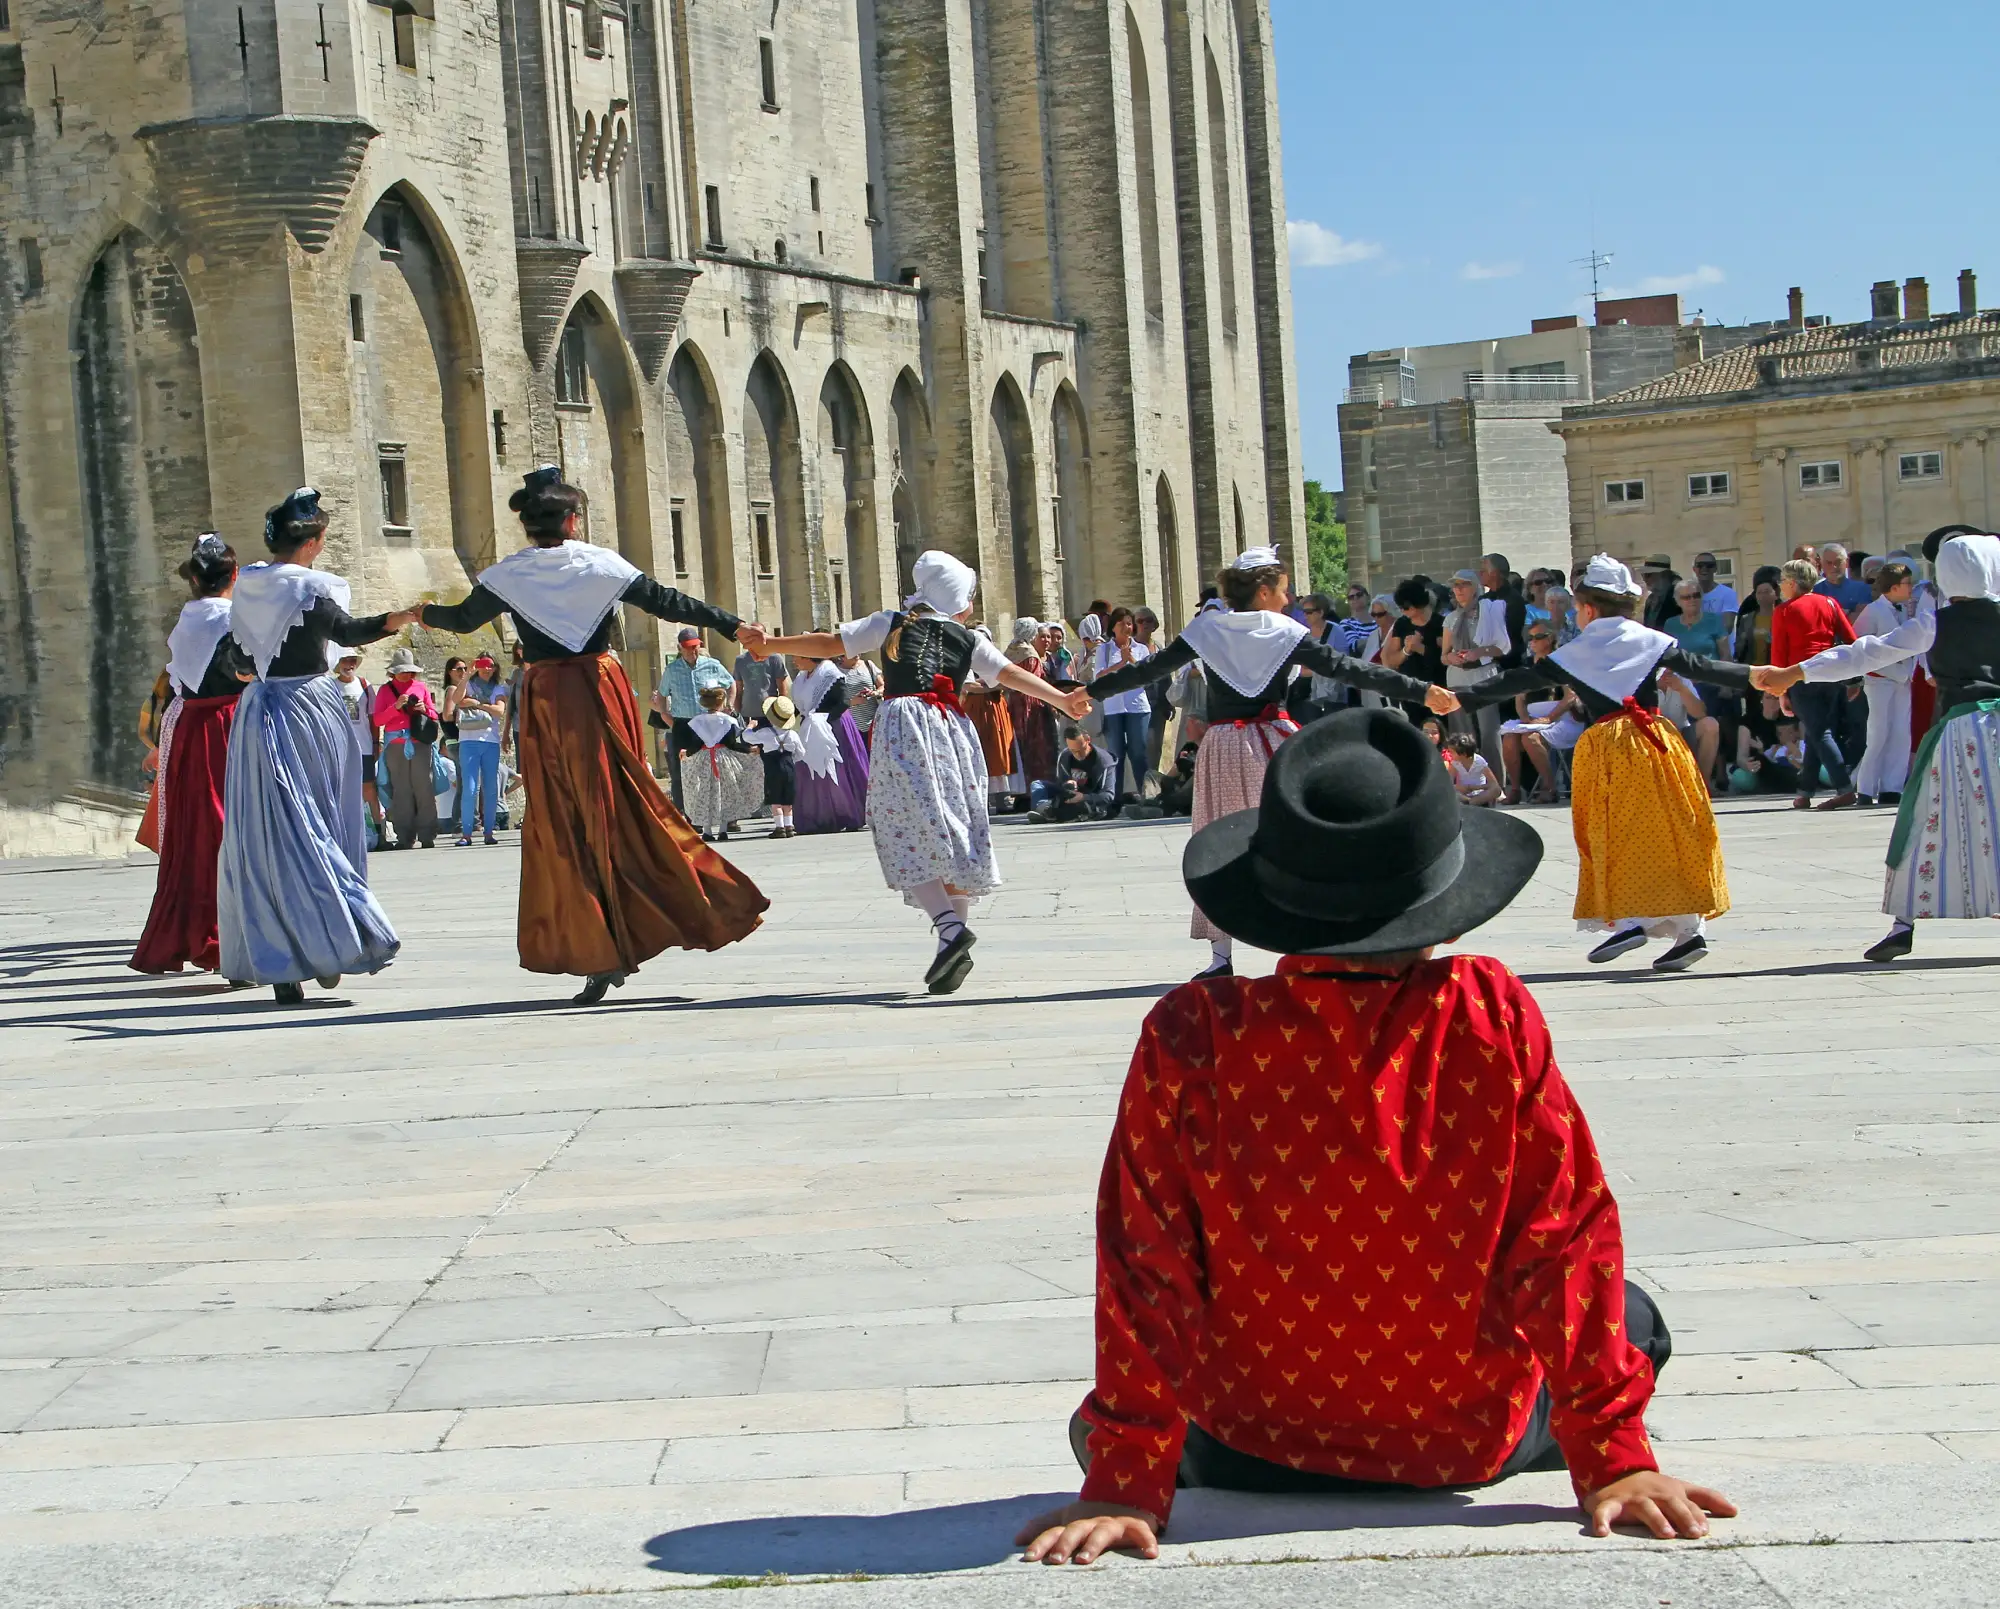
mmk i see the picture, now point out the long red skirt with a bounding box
[518,652,768,976]
[131,694,238,973]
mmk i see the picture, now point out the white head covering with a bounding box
[1935,534,2000,602]
[908,550,977,617]
[1578,553,1644,598]
[1231,546,1281,572]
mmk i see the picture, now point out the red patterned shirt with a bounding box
[1077,953,1657,1525]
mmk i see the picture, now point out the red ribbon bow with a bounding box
[891,673,965,718]
[1619,696,1667,752]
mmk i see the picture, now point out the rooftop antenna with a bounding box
[1574,248,1614,303]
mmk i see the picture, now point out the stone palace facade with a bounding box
[0,0,1302,833]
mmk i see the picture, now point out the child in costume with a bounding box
[1461,554,1755,972]
[744,695,803,838]
[747,550,1088,994]
[1019,710,1736,1566]
[1755,530,2000,962]
[682,684,764,843]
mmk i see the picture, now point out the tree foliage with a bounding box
[1303,479,1346,596]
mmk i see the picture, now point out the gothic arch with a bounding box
[347,181,496,575]
[1050,383,1094,620]
[72,226,211,786]
[889,368,934,592]
[743,349,812,631]
[988,374,1040,621]
[816,361,881,620]
[1125,7,1165,325]
[1204,42,1240,340]
[1155,473,1185,631]
[663,341,736,623]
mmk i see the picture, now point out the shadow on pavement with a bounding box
[1519,954,2000,986]
[644,1488,1576,1579]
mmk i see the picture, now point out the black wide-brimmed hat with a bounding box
[1185,708,1544,958]
[1924,524,1987,563]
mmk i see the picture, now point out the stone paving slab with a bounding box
[0,801,1995,1605]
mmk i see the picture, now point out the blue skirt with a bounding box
[218,674,400,985]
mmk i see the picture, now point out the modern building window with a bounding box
[1509,360,1568,377]
[704,185,724,248]
[393,10,418,69]
[1604,479,1646,506]
[1687,471,1730,500]
[758,37,778,110]
[349,294,366,341]
[669,503,688,576]
[1798,460,1842,490]
[554,324,589,406]
[753,507,775,576]
[1899,450,1944,482]
[379,449,410,531]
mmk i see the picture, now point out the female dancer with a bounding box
[789,654,870,833]
[1084,548,1457,978]
[749,550,1088,994]
[219,490,414,1004]
[960,630,1017,813]
[1754,532,2000,962]
[417,467,769,1003]
[1002,619,1059,802]
[131,535,246,976]
[1462,554,1755,973]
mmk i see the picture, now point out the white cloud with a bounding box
[1287,220,1381,269]
[1603,265,1726,298]
[1460,260,1522,282]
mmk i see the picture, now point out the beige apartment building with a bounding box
[1555,277,2000,592]
[0,0,1303,853]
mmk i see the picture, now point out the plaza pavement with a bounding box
[0,798,1996,1608]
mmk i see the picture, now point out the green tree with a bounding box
[1303,478,1346,597]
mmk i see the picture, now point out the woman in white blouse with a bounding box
[1092,606,1154,797]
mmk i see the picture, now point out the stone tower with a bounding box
[0,0,1302,850]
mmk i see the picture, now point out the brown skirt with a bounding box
[518,653,768,976]
[962,686,1015,776]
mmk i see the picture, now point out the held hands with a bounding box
[735,622,769,656]
[1016,1500,1161,1566]
[1424,684,1461,715]
[1058,688,1093,721]
[1581,1471,1737,1540]
[384,608,421,632]
[1749,664,1803,694]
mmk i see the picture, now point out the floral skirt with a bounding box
[866,697,999,900]
[1569,713,1728,929]
[1884,706,2000,922]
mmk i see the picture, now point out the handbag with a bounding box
[430,749,455,798]
[408,708,441,746]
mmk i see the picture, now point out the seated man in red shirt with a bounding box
[1020,709,1736,1565]
[1771,557,1859,809]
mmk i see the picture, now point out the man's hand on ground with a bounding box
[1582,1471,1737,1539]
[1016,1500,1161,1565]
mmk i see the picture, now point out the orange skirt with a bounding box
[962,686,1014,776]
[517,653,768,976]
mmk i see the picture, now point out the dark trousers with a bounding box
[1070,1281,1670,1495]
[1789,682,1854,797]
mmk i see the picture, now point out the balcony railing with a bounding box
[1343,384,1385,405]
[1462,372,1582,403]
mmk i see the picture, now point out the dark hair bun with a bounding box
[177,533,238,596]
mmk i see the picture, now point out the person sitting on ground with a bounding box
[1154,740,1199,817]
[1018,712,1735,1566]
[1444,730,1503,805]
[1657,671,1723,793]
[1028,727,1116,823]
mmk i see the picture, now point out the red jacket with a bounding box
[1771,592,1855,668]
[1077,954,1657,1525]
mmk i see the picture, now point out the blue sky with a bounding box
[1268,0,1997,489]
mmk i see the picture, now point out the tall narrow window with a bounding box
[581,0,605,55]
[809,176,821,212]
[554,324,589,405]
[1125,11,1163,322]
[754,508,775,575]
[704,185,724,248]
[0,1,14,31]
[377,202,403,254]
[758,37,778,110]
[379,450,410,530]
[20,237,42,296]
[865,182,879,225]
[348,294,365,341]
[1205,47,1238,338]
[393,9,417,68]
[491,409,507,461]
[669,504,688,576]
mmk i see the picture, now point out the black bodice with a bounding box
[880,613,980,696]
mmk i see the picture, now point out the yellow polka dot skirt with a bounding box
[1569,714,1729,926]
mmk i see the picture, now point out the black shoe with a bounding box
[1192,960,1234,981]
[1588,929,1648,964]
[1864,926,1914,964]
[573,970,629,1005]
[484,833,499,845]
[1025,810,1053,824]
[1652,936,1709,972]
[273,982,306,1005]
[924,927,977,991]
[1878,792,1902,807]
[226,979,253,991]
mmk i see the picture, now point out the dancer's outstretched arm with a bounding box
[998,663,1091,721]
[752,631,847,660]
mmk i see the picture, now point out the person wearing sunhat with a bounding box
[373,645,441,851]
[1018,710,1734,1566]
[747,550,1089,994]
[1459,553,1757,973]
[413,467,770,1004]
[1083,546,1460,981]
[218,488,418,1004]
[743,693,803,837]
[1754,529,2000,962]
